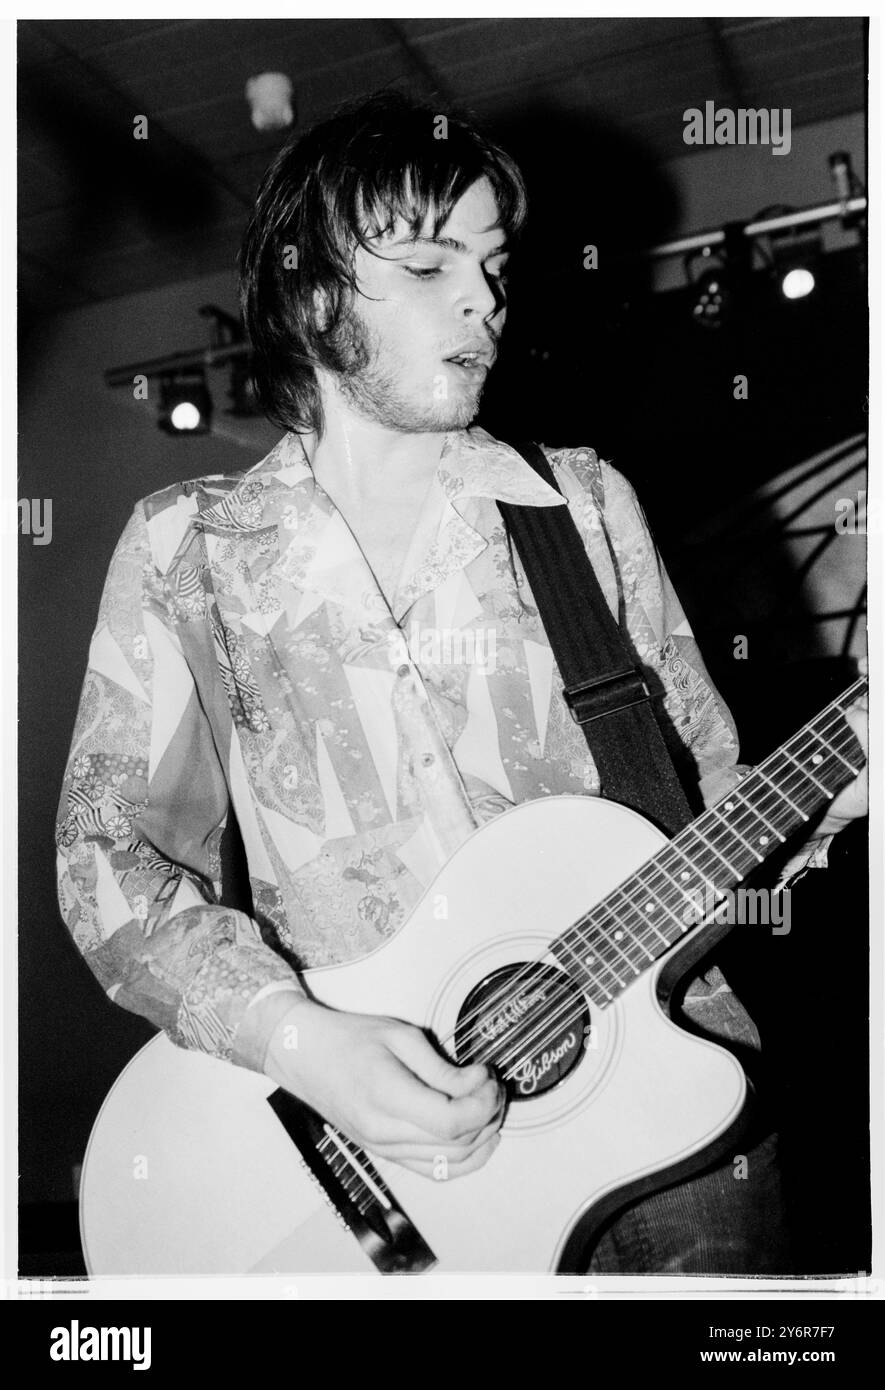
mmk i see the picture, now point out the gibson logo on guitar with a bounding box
[455,961,591,1099]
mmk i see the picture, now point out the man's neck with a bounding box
[305,384,449,513]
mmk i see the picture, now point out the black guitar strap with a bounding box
[498,440,693,837]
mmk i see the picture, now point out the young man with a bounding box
[56,92,867,1273]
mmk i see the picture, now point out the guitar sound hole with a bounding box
[454,962,591,1101]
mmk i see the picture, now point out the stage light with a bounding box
[761,224,821,305]
[686,247,733,329]
[158,373,213,435]
[170,401,202,431]
[690,267,729,327]
[781,266,816,300]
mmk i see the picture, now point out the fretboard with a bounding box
[549,678,867,1005]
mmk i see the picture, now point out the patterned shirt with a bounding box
[56,427,790,1071]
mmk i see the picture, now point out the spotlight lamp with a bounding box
[770,228,821,303]
[685,245,732,330]
[158,372,213,435]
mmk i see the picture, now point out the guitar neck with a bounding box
[550,677,867,1005]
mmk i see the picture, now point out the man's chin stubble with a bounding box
[339,376,483,433]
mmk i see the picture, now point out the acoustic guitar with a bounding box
[80,679,866,1275]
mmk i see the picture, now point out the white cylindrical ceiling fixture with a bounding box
[245,73,294,132]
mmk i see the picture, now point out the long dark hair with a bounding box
[238,90,527,435]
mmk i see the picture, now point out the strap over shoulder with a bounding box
[498,440,693,836]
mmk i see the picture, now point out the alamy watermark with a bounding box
[683,102,791,156]
[4,497,53,545]
[682,883,791,936]
[391,622,497,673]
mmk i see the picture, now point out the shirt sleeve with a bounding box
[55,502,303,1071]
[557,450,833,881]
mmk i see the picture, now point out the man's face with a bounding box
[329,176,509,432]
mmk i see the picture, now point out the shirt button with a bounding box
[421,753,435,767]
[396,664,410,678]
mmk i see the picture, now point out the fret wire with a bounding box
[705,797,767,862]
[572,882,682,970]
[594,920,643,976]
[644,856,702,929]
[570,906,661,990]
[626,867,694,938]
[725,783,787,844]
[671,828,737,882]
[640,857,720,934]
[720,767,817,832]
[780,746,833,796]
[589,893,660,968]
[600,887,675,963]
[571,912,643,980]
[554,931,618,1000]
[754,766,808,820]
[570,881,667,975]
[690,813,761,874]
[809,730,856,773]
[764,750,827,811]
[627,874,676,943]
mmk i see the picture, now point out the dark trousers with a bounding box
[588,1131,792,1275]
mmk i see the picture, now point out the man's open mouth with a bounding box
[445,350,491,371]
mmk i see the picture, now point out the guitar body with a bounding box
[81,794,749,1275]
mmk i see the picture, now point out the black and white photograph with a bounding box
[11,8,881,1315]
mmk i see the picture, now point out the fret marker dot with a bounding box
[585,955,595,966]
[680,871,690,881]
[759,835,769,845]
[645,902,655,913]
[724,801,734,811]
[614,930,624,941]
[812,753,823,765]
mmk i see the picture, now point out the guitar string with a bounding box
[441,688,864,1058]
[442,689,865,1067]
[443,682,866,1054]
[466,711,864,1075]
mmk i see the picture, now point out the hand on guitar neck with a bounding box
[264,998,506,1180]
[812,696,868,839]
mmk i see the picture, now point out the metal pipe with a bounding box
[647,196,866,259]
[104,339,250,387]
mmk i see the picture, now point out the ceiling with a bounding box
[18,16,866,317]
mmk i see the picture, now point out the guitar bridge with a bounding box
[267,1090,437,1273]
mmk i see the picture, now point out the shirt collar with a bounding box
[437,428,567,509]
[204,425,565,524]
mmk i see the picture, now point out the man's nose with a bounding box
[460,267,501,322]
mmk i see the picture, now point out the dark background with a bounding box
[18,17,869,1277]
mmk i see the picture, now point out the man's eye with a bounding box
[403,265,442,279]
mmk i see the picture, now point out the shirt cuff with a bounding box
[775,833,833,891]
[232,981,308,1073]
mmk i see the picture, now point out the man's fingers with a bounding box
[383,1133,502,1181]
[371,1112,505,1164]
[845,703,868,757]
[375,1053,502,1145]
[391,1027,494,1099]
